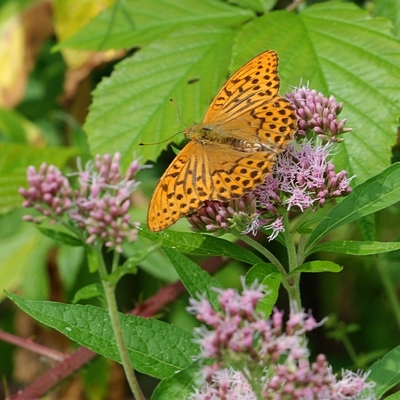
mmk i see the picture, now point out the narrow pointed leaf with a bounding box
[151,361,200,399]
[140,228,262,264]
[309,240,400,256]
[367,345,400,397]
[290,261,342,275]
[246,263,281,317]
[162,246,223,310]
[307,163,400,249]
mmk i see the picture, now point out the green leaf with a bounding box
[57,0,253,50]
[81,357,109,400]
[140,228,262,264]
[234,3,400,182]
[246,263,281,317]
[72,283,104,303]
[227,0,267,14]
[124,236,179,282]
[309,240,400,256]
[356,214,377,241]
[290,261,342,275]
[0,213,53,301]
[375,0,400,38]
[0,143,80,214]
[0,108,29,142]
[86,246,98,273]
[57,245,86,292]
[108,244,160,283]
[367,345,400,397]
[7,292,198,380]
[307,163,400,250]
[162,247,224,310]
[385,393,400,400]
[85,25,236,165]
[151,361,199,400]
[37,225,83,247]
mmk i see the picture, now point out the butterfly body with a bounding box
[185,125,278,159]
[147,50,297,232]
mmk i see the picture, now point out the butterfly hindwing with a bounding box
[205,142,277,200]
[214,97,297,151]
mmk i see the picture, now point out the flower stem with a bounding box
[240,234,295,296]
[376,257,400,332]
[282,212,302,313]
[240,234,287,276]
[96,247,144,400]
[297,234,309,266]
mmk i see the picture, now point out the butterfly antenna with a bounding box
[169,97,188,128]
[138,130,184,146]
[139,98,187,146]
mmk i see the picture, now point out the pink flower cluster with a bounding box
[188,194,258,235]
[20,164,73,223]
[187,87,353,240]
[286,85,352,141]
[19,153,141,252]
[188,283,375,399]
[253,140,353,239]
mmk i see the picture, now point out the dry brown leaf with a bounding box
[53,0,126,105]
[0,1,53,108]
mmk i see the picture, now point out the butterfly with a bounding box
[147,50,297,232]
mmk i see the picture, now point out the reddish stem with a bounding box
[0,330,65,362]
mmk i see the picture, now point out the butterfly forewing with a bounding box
[203,51,280,125]
[148,142,212,232]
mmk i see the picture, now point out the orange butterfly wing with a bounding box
[147,50,297,232]
[202,50,296,151]
[147,140,276,232]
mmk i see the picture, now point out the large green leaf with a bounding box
[57,0,253,50]
[83,2,399,202]
[85,25,236,165]
[7,293,198,380]
[234,2,400,182]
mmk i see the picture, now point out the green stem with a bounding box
[96,247,144,400]
[296,234,309,266]
[111,250,120,273]
[340,329,359,365]
[290,208,313,235]
[240,234,286,276]
[282,212,302,313]
[376,257,400,332]
[282,212,297,273]
[240,235,292,294]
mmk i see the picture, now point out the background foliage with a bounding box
[0,0,399,398]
